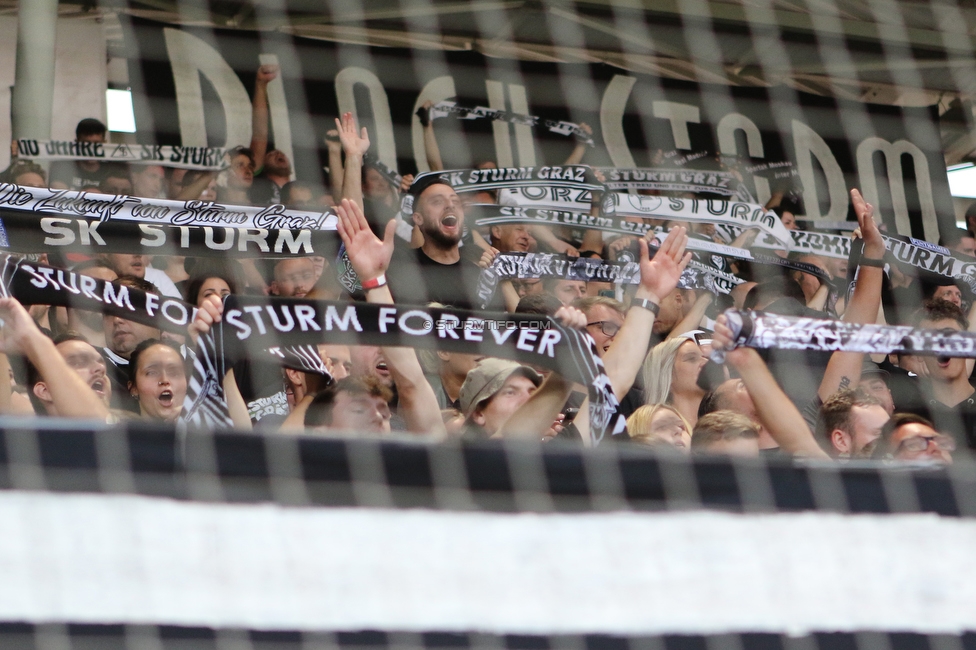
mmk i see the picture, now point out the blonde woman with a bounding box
[641,334,707,426]
[627,404,692,453]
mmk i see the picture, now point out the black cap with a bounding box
[860,359,890,381]
[408,172,453,199]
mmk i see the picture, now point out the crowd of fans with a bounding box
[0,62,971,467]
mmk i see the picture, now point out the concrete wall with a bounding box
[0,16,107,171]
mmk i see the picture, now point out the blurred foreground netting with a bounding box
[0,422,974,642]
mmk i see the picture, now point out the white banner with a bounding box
[15,139,230,170]
[610,194,793,249]
[1,490,975,635]
[0,183,336,231]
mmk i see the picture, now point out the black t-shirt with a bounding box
[877,358,927,414]
[617,383,645,420]
[388,246,502,311]
[249,176,281,206]
[363,197,399,236]
[913,393,976,450]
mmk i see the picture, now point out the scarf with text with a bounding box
[421,101,595,146]
[0,184,337,231]
[0,256,328,377]
[15,140,229,170]
[597,167,747,199]
[720,308,976,358]
[756,229,976,292]
[470,206,832,285]
[607,194,793,249]
[477,251,742,305]
[184,295,628,443]
[0,211,334,258]
[414,166,603,195]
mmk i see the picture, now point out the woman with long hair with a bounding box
[641,335,707,427]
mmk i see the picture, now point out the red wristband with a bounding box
[361,273,387,290]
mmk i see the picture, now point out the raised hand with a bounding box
[639,226,691,302]
[711,313,751,366]
[477,246,499,270]
[0,298,41,355]
[256,64,279,85]
[851,188,885,259]
[188,294,223,344]
[399,173,414,195]
[335,198,396,282]
[336,112,370,158]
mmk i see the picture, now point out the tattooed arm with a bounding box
[817,189,886,402]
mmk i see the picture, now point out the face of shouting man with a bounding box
[413,183,464,250]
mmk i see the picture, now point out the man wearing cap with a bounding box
[387,176,501,310]
[459,358,543,438]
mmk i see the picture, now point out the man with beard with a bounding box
[250,149,293,206]
[818,389,889,458]
[387,177,501,309]
[247,64,292,206]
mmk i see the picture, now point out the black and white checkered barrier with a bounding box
[0,423,974,647]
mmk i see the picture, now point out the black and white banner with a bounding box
[414,166,602,194]
[759,229,852,260]
[0,256,328,380]
[482,251,742,298]
[185,295,628,442]
[487,252,640,285]
[682,260,745,295]
[0,255,196,334]
[0,183,336,231]
[14,140,230,170]
[764,228,976,291]
[424,101,595,146]
[470,205,831,284]
[609,194,793,249]
[364,151,404,189]
[470,204,742,251]
[882,236,976,291]
[0,211,334,258]
[721,308,976,358]
[1,426,975,640]
[598,167,745,198]
[395,168,602,236]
